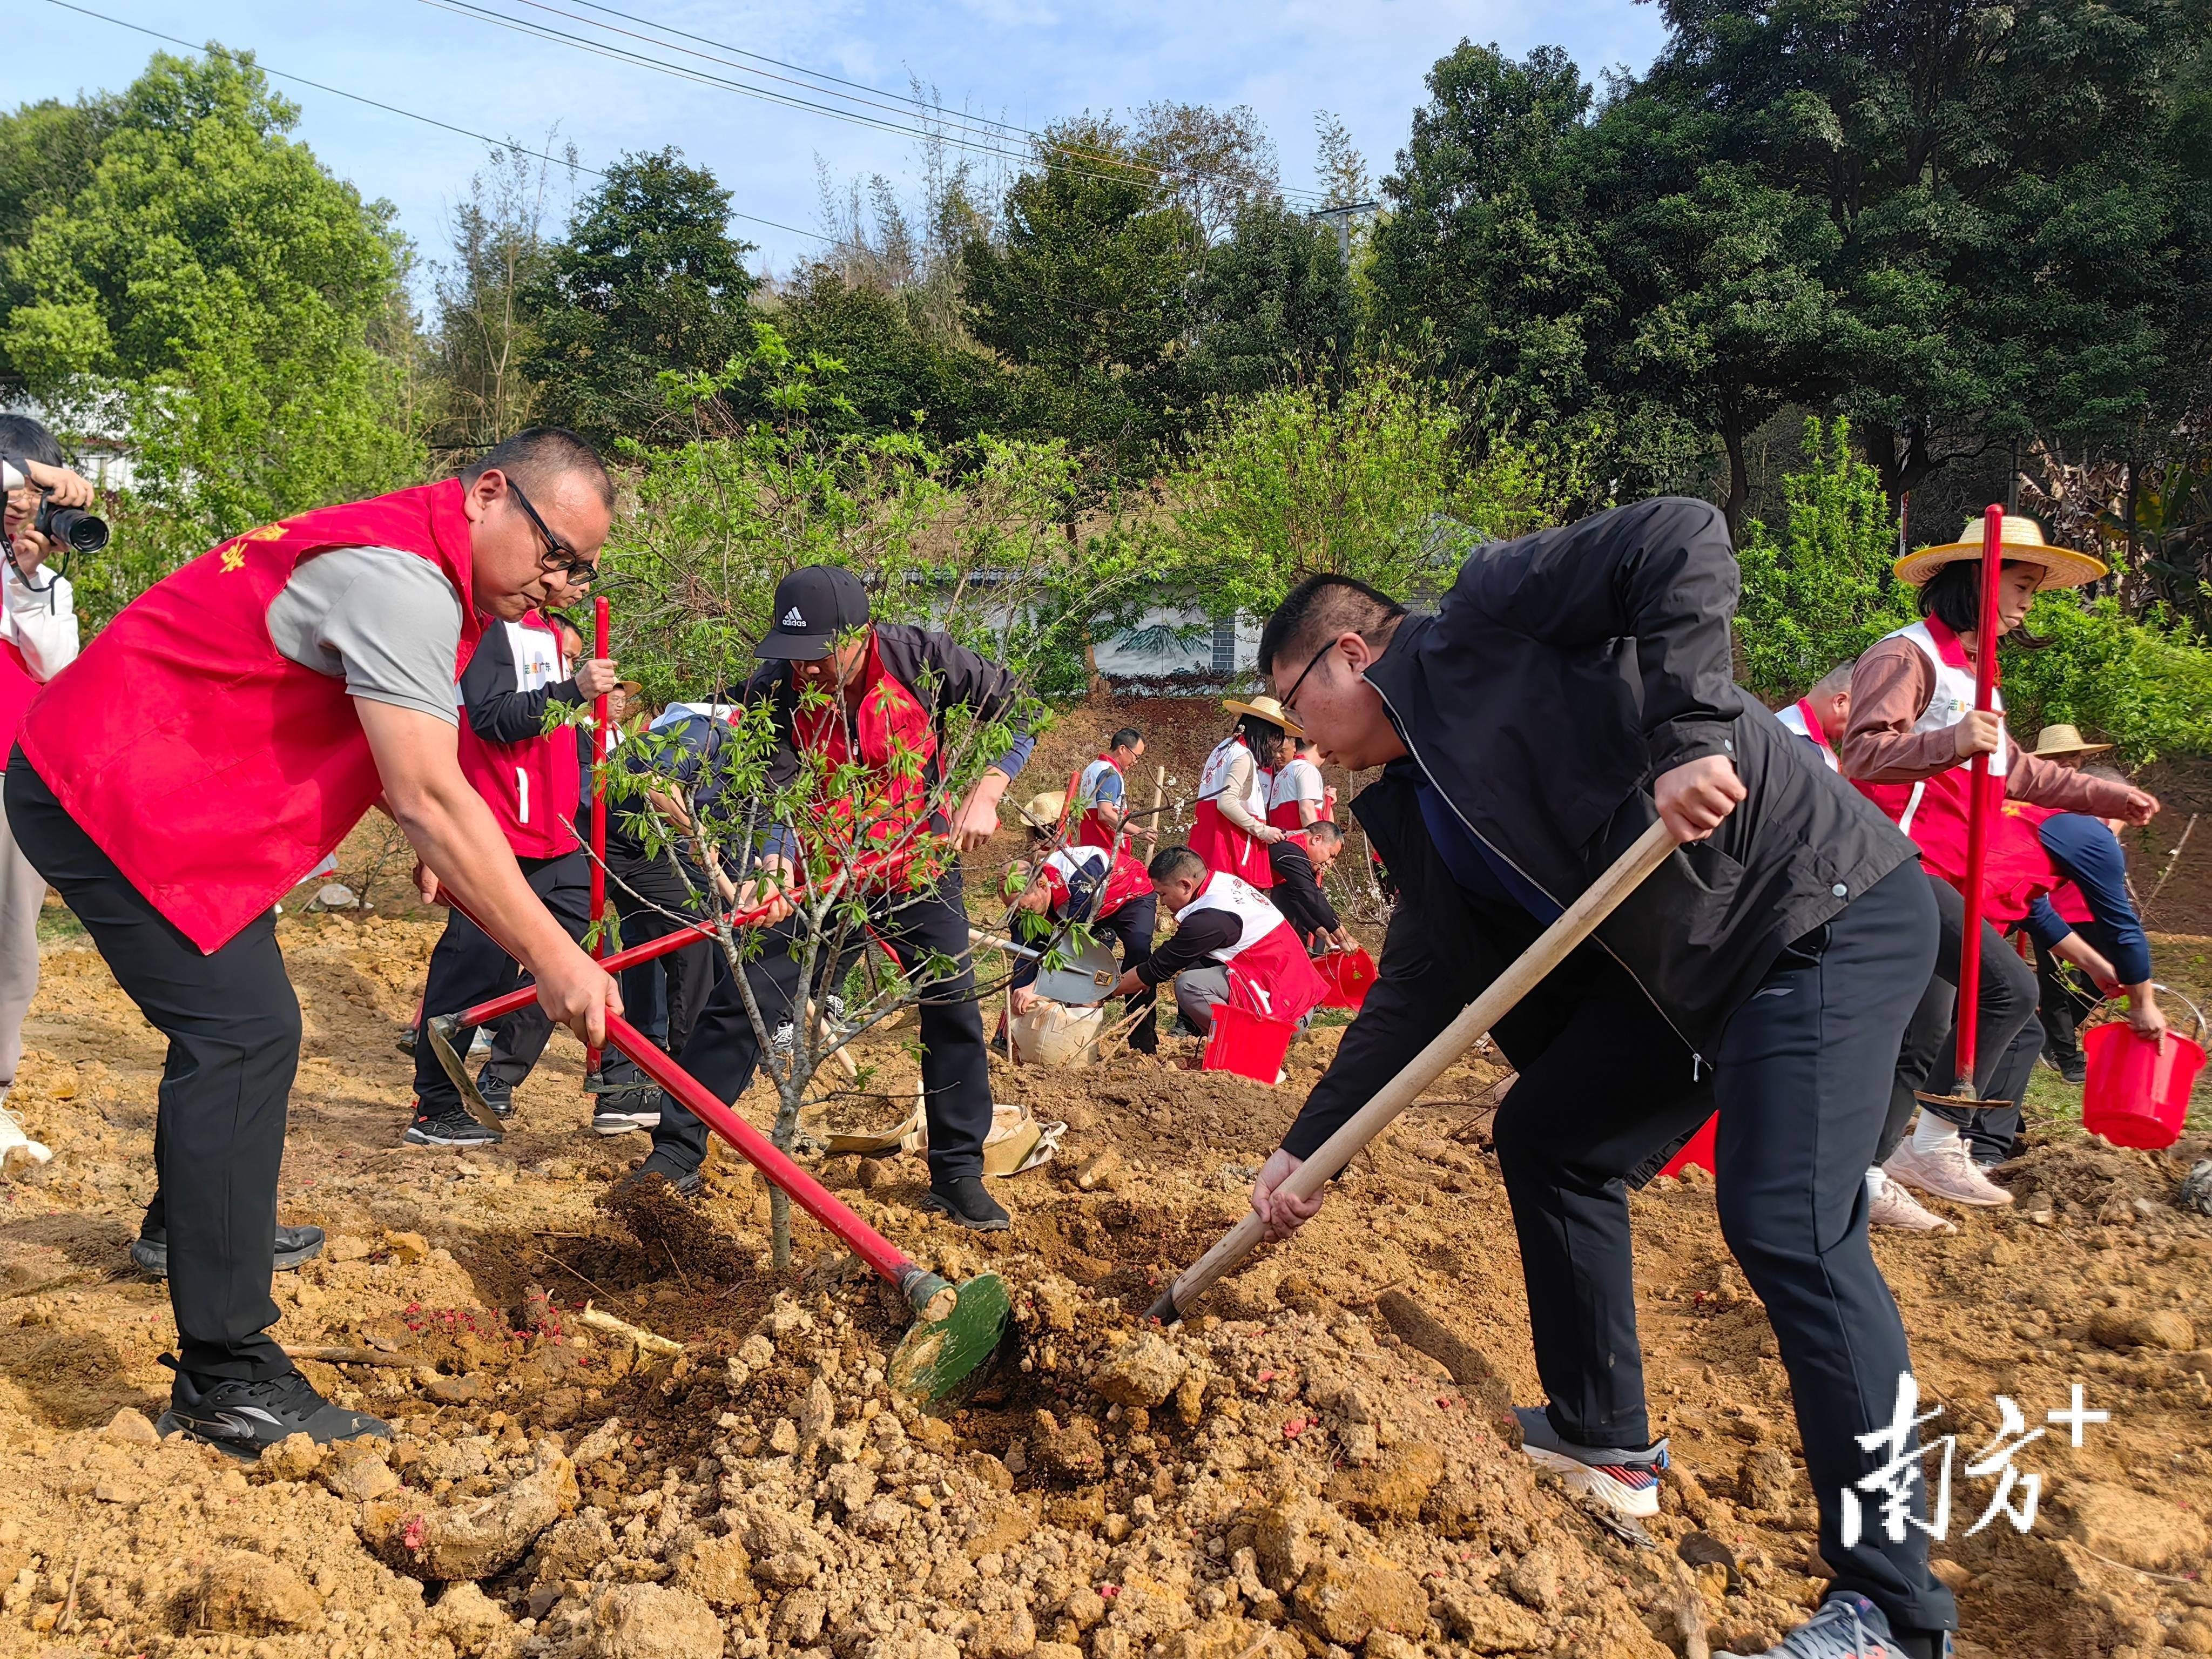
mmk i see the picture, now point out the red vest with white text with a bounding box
[458,613,581,861]
[18,482,481,953]
[1852,618,2055,922]
[1038,845,1151,921]
[1177,871,1326,1021]
[1189,733,1272,888]
[1075,753,1122,849]
[1773,699,1839,773]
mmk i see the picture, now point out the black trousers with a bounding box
[1489,861,1953,1638]
[1888,873,2040,1162]
[6,759,299,1382]
[2033,927,2108,1068]
[594,843,720,1085]
[653,869,994,1181]
[412,852,590,1112]
[1009,893,1159,1054]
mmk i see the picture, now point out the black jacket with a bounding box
[1283,497,1916,1157]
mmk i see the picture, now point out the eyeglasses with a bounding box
[508,478,598,585]
[1276,640,1334,724]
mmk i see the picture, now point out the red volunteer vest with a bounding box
[19,481,481,953]
[457,613,581,861]
[1039,845,1151,920]
[1178,871,1327,1022]
[1773,699,1838,772]
[1075,754,1122,849]
[790,631,943,889]
[1851,618,2055,923]
[0,643,42,769]
[1189,733,1272,888]
[2010,802,2096,927]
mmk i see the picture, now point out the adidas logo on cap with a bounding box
[783,608,806,627]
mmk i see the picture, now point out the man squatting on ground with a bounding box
[1010,794,1160,1053]
[404,596,619,1146]
[1245,499,1959,1659]
[0,422,88,1175]
[1266,818,1351,951]
[625,564,1034,1232]
[3,428,623,1456]
[1122,849,1328,1043]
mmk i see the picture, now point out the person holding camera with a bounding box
[0,415,91,1175]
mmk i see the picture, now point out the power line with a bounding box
[37,0,830,243]
[493,0,1329,205]
[417,0,1322,208]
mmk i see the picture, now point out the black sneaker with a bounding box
[130,1223,325,1279]
[476,1069,516,1119]
[921,1174,1010,1232]
[404,1104,502,1147]
[611,1150,703,1201]
[155,1358,390,1461]
[592,1087,664,1136]
[2058,1052,2087,1085]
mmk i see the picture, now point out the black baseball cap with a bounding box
[756,564,871,659]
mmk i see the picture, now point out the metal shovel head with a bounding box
[887,1271,1013,1400]
[1036,939,1121,1006]
[424,1014,503,1130]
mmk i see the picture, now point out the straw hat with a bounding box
[1220,693,1304,735]
[1016,791,1066,830]
[1893,515,2107,591]
[2031,723,2113,759]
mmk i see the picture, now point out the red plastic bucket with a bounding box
[2083,1016,2204,1151]
[1316,947,1377,1010]
[1204,1003,1297,1084]
[1659,1112,1718,1179]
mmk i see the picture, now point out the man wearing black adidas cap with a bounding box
[623,565,1034,1229]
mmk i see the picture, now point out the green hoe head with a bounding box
[887,1270,1013,1401]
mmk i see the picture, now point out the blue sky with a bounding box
[7,0,1667,282]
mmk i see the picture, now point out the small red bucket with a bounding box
[2082,994,2206,1150]
[1316,947,1377,1009]
[1658,1112,1718,1179]
[1204,1003,1297,1084]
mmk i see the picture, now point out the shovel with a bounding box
[968,927,1121,1006]
[1915,502,2006,1114]
[1146,817,1678,1324]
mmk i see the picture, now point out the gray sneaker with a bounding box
[1514,1405,1667,1519]
[1716,1591,1945,1657]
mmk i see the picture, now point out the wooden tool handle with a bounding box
[1151,817,1678,1321]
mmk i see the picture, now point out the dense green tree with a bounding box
[1177,198,1354,404]
[426,139,569,454]
[960,118,1196,471]
[774,266,1006,442]
[525,147,758,447]
[0,96,115,256]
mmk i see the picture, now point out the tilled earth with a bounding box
[1,907,2210,1659]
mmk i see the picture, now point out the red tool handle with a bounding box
[601,1011,919,1286]
[586,596,611,1076]
[1952,503,2006,1090]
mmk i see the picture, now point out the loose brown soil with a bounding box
[4,716,2212,1659]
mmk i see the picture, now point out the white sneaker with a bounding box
[0,1093,51,1176]
[1884,1136,2013,1208]
[1867,1170,1955,1233]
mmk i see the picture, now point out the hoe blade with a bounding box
[888,1272,1013,1401]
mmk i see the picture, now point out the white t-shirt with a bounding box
[0,559,77,682]
[1269,756,1325,815]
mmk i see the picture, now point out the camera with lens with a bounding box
[32,496,106,555]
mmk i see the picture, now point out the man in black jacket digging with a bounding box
[1250,500,1955,1659]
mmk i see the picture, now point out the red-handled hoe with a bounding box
[423,887,1010,1401]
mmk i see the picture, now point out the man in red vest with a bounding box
[3,427,623,1459]
[403,606,619,1145]
[629,565,1033,1231]
[1074,727,1144,849]
[1121,845,1328,1039]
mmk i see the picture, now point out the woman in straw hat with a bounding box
[1189,695,1297,889]
[1840,516,2159,1211]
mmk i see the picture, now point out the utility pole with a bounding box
[1309,200,1379,266]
